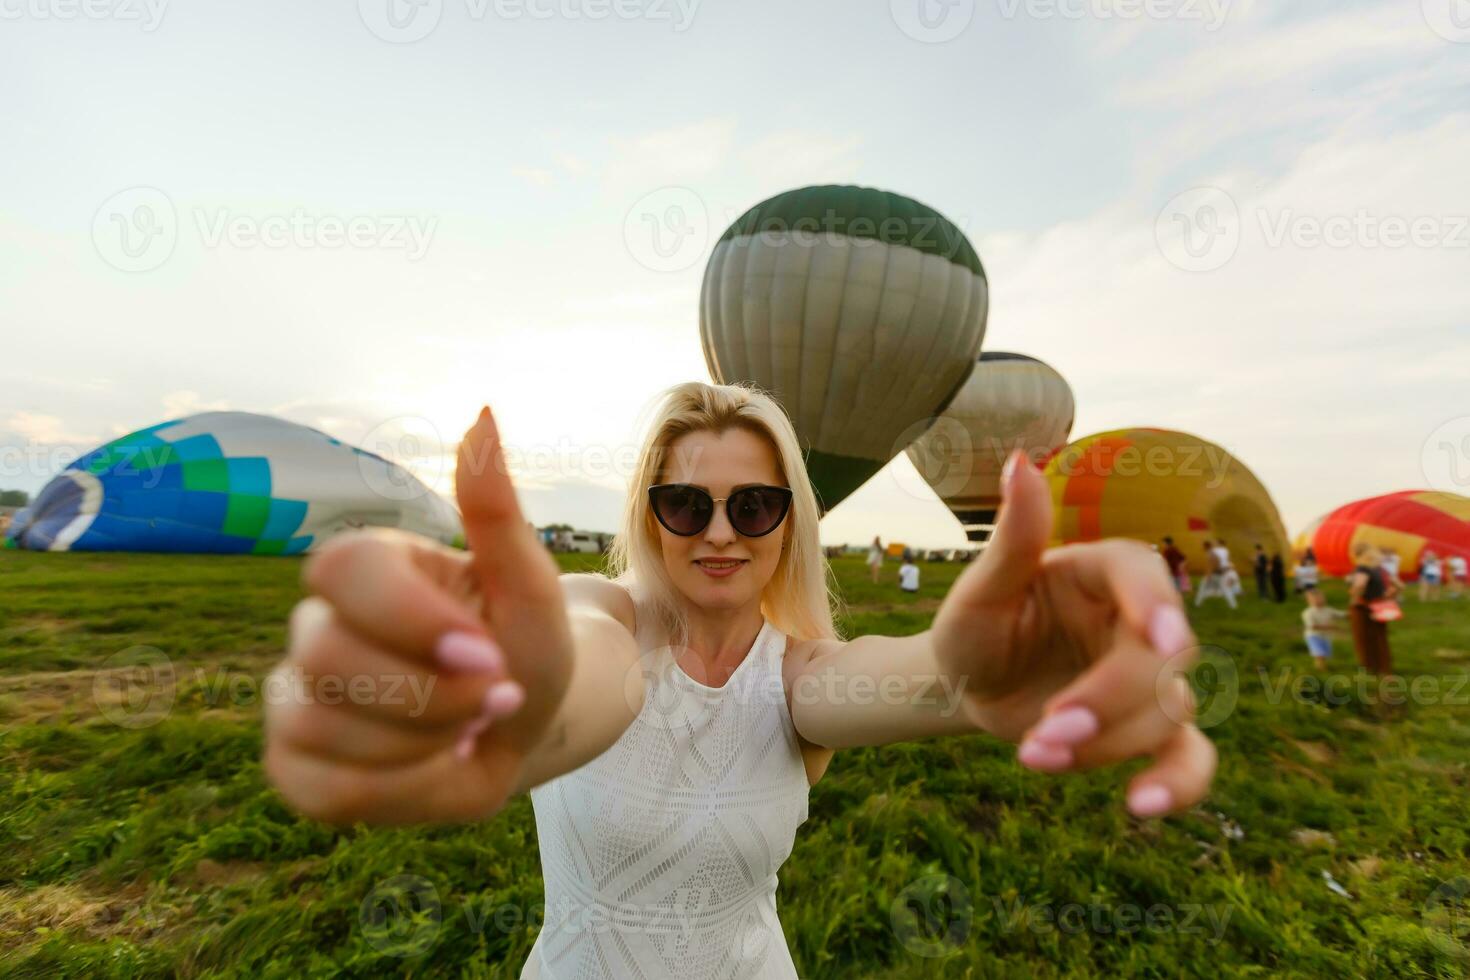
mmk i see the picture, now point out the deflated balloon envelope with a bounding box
[906,352,1075,543]
[5,411,462,554]
[1293,490,1470,581]
[700,184,989,514]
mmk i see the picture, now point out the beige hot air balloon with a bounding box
[906,352,1075,543]
[700,185,988,514]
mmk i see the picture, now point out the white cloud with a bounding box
[604,118,738,188]
[512,166,555,187]
[161,391,231,418]
[4,411,96,446]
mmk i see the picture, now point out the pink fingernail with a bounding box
[1127,784,1173,817]
[1000,451,1019,498]
[484,680,525,718]
[1148,606,1192,658]
[1018,739,1074,772]
[1029,706,1100,746]
[454,731,478,761]
[454,714,493,761]
[436,631,504,673]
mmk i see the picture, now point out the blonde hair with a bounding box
[603,381,844,651]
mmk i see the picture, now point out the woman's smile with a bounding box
[694,557,748,578]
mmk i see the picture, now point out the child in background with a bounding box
[1301,587,1346,671]
[898,554,920,594]
[1294,555,1319,593]
[1419,550,1443,602]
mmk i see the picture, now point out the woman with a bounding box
[866,535,884,584]
[263,382,1215,979]
[1347,542,1398,676]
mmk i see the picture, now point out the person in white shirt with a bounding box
[1213,540,1242,598]
[263,386,1219,980]
[899,555,920,594]
[1419,550,1443,602]
[867,535,884,584]
[1293,556,1319,593]
[1300,587,1346,671]
[1447,553,1467,599]
[1195,539,1238,609]
[1379,549,1402,589]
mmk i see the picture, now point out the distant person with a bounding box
[898,553,920,594]
[1215,539,1242,599]
[1447,553,1467,599]
[1253,545,1269,599]
[1348,542,1398,676]
[1293,554,1319,593]
[1269,553,1287,603]
[1300,587,1345,671]
[1418,550,1442,602]
[1379,548,1402,589]
[1195,539,1237,609]
[1161,536,1190,593]
[867,535,884,584]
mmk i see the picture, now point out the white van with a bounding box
[566,531,603,554]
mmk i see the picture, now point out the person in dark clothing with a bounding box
[1253,545,1269,599]
[1268,553,1287,602]
[1161,536,1189,593]
[1347,542,1398,675]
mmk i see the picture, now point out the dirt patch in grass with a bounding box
[0,879,180,944]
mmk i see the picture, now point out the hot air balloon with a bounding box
[1044,428,1287,574]
[700,184,988,513]
[905,352,1074,543]
[5,411,461,554]
[1293,490,1470,581]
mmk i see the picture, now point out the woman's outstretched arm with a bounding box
[263,408,642,826]
[786,451,1217,818]
[509,575,644,795]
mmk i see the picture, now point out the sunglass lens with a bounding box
[655,486,712,535]
[730,488,789,536]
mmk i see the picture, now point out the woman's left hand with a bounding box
[930,451,1217,818]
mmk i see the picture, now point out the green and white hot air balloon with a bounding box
[700,185,988,513]
[905,352,1075,543]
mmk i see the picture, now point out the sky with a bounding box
[2,0,1467,549]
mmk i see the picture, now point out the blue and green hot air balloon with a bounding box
[6,411,461,554]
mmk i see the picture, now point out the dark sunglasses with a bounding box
[648,483,793,538]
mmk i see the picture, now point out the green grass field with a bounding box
[1,550,1467,978]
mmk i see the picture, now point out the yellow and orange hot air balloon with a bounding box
[1044,428,1287,574]
[1293,490,1470,580]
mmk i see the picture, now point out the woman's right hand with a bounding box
[263,406,575,826]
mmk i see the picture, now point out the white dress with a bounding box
[522,611,811,980]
